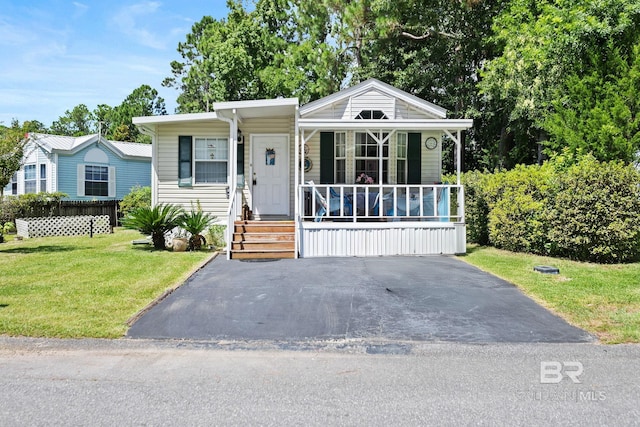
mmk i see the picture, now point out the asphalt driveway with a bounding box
[127,255,594,343]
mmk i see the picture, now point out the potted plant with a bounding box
[121,203,184,250]
[178,209,217,251]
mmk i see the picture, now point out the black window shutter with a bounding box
[237,143,245,187]
[407,133,422,184]
[320,132,334,184]
[178,135,192,186]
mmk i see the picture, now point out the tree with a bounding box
[544,45,640,163]
[479,0,640,165]
[163,0,347,112]
[107,85,166,143]
[0,121,33,198]
[50,104,95,136]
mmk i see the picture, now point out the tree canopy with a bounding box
[0,120,44,198]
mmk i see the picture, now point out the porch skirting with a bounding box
[298,221,466,257]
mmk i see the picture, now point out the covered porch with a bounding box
[294,121,470,257]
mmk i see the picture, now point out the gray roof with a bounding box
[29,133,151,159]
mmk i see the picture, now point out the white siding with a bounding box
[346,90,394,119]
[299,222,466,257]
[395,99,442,120]
[155,121,231,218]
[155,117,295,219]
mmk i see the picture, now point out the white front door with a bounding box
[251,134,289,216]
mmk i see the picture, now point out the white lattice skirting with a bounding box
[16,216,112,238]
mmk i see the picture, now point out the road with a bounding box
[1,337,638,426]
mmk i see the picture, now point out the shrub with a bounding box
[0,192,67,223]
[206,224,226,250]
[121,204,184,250]
[459,171,490,245]
[120,186,151,218]
[485,164,553,254]
[546,156,640,263]
[178,209,216,250]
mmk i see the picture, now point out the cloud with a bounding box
[112,1,168,50]
[72,2,89,19]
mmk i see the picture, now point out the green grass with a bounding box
[0,229,212,338]
[460,245,640,344]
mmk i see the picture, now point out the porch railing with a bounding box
[299,183,464,223]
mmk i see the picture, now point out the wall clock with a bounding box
[424,137,438,150]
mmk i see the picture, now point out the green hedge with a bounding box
[461,156,640,263]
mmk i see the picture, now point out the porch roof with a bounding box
[298,118,473,131]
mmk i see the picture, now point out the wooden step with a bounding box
[234,221,296,233]
[230,220,295,260]
[233,232,295,242]
[231,250,296,260]
[232,241,295,251]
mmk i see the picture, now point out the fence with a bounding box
[16,215,112,238]
[5,200,122,227]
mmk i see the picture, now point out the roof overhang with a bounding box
[299,78,447,119]
[213,98,299,120]
[298,119,473,131]
[133,112,219,126]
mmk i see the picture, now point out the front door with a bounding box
[251,134,289,216]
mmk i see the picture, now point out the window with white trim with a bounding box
[396,132,407,184]
[24,164,37,194]
[194,137,228,184]
[10,172,18,195]
[355,132,389,184]
[85,165,109,196]
[40,164,46,192]
[354,110,388,120]
[335,132,346,183]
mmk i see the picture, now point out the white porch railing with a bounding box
[299,183,464,223]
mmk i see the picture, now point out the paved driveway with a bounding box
[127,256,594,343]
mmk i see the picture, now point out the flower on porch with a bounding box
[355,173,374,185]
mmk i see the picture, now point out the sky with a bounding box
[0,0,232,128]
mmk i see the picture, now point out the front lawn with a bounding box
[0,229,212,338]
[460,245,640,344]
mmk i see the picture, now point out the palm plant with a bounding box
[121,203,184,250]
[178,209,216,250]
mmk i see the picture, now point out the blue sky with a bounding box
[0,0,231,128]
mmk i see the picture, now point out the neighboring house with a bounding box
[133,78,473,258]
[4,133,151,200]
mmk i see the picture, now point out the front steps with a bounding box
[230,220,295,260]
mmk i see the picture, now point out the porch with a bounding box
[296,183,466,257]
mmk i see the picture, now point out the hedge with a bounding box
[461,156,640,263]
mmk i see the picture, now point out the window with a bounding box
[10,172,17,195]
[355,109,388,120]
[335,132,346,183]
[178,136,192,186]
[396,133,407,184]
[40,164,46,192]
[24,164,36,194]
[85,165,109,196]
[355,132,388,184]
[194,137,228,184]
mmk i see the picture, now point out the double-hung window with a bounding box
[355,132,389,184]
[10,172,17,195]
[24,164,37,194]
[194,137,228,184]
[85,165,109,196]
[334,132,346,183]
[396,133,408,184]
[40,164,47,192]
